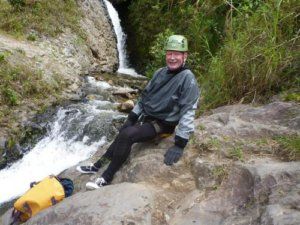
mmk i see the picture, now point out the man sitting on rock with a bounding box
[77,35,200,189]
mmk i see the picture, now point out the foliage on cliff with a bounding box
[0,0,83,38]
[126,0,299,110]
[0,52,62,127]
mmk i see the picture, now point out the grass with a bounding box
[207,137,221,149]
[199,0,299,110]
[282,92,300,102]
[274,135,300,161]
[212,165,228,183]
[197,124,206,131]
[228,146,244,161]
[0,0,84,38]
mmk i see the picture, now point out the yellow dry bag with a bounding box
[13,176,65,222]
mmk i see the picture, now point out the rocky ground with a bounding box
[2,100,298,225]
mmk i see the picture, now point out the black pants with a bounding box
[95,121,175,182]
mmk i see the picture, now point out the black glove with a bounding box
[119,111,139,132]
[164,145,183,166]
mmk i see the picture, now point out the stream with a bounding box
[0,0,141,206]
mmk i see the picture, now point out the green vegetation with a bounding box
[0,0,84,38]
[228,146,244,161]
[0,53,62,123]
[282,92,300,102]
[274,135,300,161]
[197,123,206,131]
[212,165,228,183]
[126,0,299,111]
[208,137,221,149]
[27,33,37,42]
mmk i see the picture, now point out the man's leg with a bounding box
[101,122,157,183]
[77,128,133,174]
[93,138,117,169]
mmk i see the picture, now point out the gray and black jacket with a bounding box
[131,66,200,147]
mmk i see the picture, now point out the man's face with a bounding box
[166,50,188,71]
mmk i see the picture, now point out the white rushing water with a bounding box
[103,0,141,77]
[0,103,109,204]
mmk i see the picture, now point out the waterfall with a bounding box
[0,78,124,204]
[103,0,140,77]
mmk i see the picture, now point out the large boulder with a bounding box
[195,101,299,139]
[170,159,300,225]
[192,101,300,158]
[24,183,154,225]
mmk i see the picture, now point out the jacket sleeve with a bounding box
[132,102,143,116]
[175,99,198,140]
[175,75,200,144]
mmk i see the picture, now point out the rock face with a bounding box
[197,101,299,139]
[1,101,299,225]
[192,101,300,160]
[78,0,118,73]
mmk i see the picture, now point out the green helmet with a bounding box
[165,35,188,52]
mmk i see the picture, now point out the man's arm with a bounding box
[164,75,200,165]
[164,100,198,166]
[175,99,198,147]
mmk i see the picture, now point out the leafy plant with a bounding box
[2,87,19,106]
[27,33,37,41]
[8,0,25,10]
[0,53,5,62]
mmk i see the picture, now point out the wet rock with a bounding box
[0,142,24,169]
[118,100,134,113]
[0,137,6,150]
[19,122,47,153]
[80,114,118,143]
[113,87,138,98]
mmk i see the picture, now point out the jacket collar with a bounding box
[166,65,188,75]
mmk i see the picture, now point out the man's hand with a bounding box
[164,145,183,166]
[119,112,139,132]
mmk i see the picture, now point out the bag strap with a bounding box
[10,209,21,225]
[23,202,32,217]
[51,197,57,205]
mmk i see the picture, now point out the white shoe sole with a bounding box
[86,182,100,190]
[76,166,97,174]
